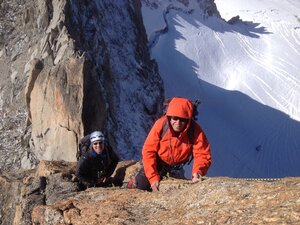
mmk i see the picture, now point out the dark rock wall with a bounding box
[65,0,164,159]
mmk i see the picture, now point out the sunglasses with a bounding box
[93,141,103,146]
[170,116,188,123]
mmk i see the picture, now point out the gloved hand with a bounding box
[151,181,160,192]
[192,173,202,183]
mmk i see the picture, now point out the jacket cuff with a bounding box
[149,175,160,185]
[192,170,203,177]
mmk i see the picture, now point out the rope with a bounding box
[234,178,282,181]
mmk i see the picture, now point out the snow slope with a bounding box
[142,0,300,178]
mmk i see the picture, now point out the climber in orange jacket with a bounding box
[128,97,211,191]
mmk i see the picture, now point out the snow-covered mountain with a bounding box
[141,0,300,178]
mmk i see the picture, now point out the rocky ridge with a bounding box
[0,160,299,225]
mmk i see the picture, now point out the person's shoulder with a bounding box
[81,148,95,158]
[191,120,207,135]
[154,116,168,126]
[105,143,119,158]
[148,116,168,134]
[190,119,199,126]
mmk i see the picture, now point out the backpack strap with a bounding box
[159,118,169,139]
[187,120,195,145]
[186,120,195,165]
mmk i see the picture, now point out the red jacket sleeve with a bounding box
[192,125,212,176]
[142,118,165,184]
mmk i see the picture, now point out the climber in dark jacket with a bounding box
[76,131,119,190]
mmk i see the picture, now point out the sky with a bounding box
[141,0,300,178]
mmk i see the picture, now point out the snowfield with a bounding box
[142,0,300,178]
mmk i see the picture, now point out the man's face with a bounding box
[170,116,188,132]
[92,141,104,154]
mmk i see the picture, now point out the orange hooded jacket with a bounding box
[142,97,212,185]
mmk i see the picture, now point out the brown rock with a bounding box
[35,160,76,177]
[28,176,300,225]
[2,161,300,225]
[29,57,85,162]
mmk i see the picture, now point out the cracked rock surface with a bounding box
[1,160,299,225]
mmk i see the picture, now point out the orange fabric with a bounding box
[142,97,212,184]
[166,97,193,119]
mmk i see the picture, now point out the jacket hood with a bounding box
[166,97,193,119]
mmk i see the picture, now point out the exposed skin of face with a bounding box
[92,141,104,154]
[170,116,188,132]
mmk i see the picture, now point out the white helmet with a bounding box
[90,131,105,143]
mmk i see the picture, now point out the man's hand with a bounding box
[151,181,160,192]
[192,173,202,183]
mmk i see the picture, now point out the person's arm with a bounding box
[142,118,164,186]
[76,156,97,187]
[105,145,120,178]
[192,125,212,179]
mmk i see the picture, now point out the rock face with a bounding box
[0,0,164,171]
[0,160,299,225]
[0,0,38,171]
[27,57,86,161]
